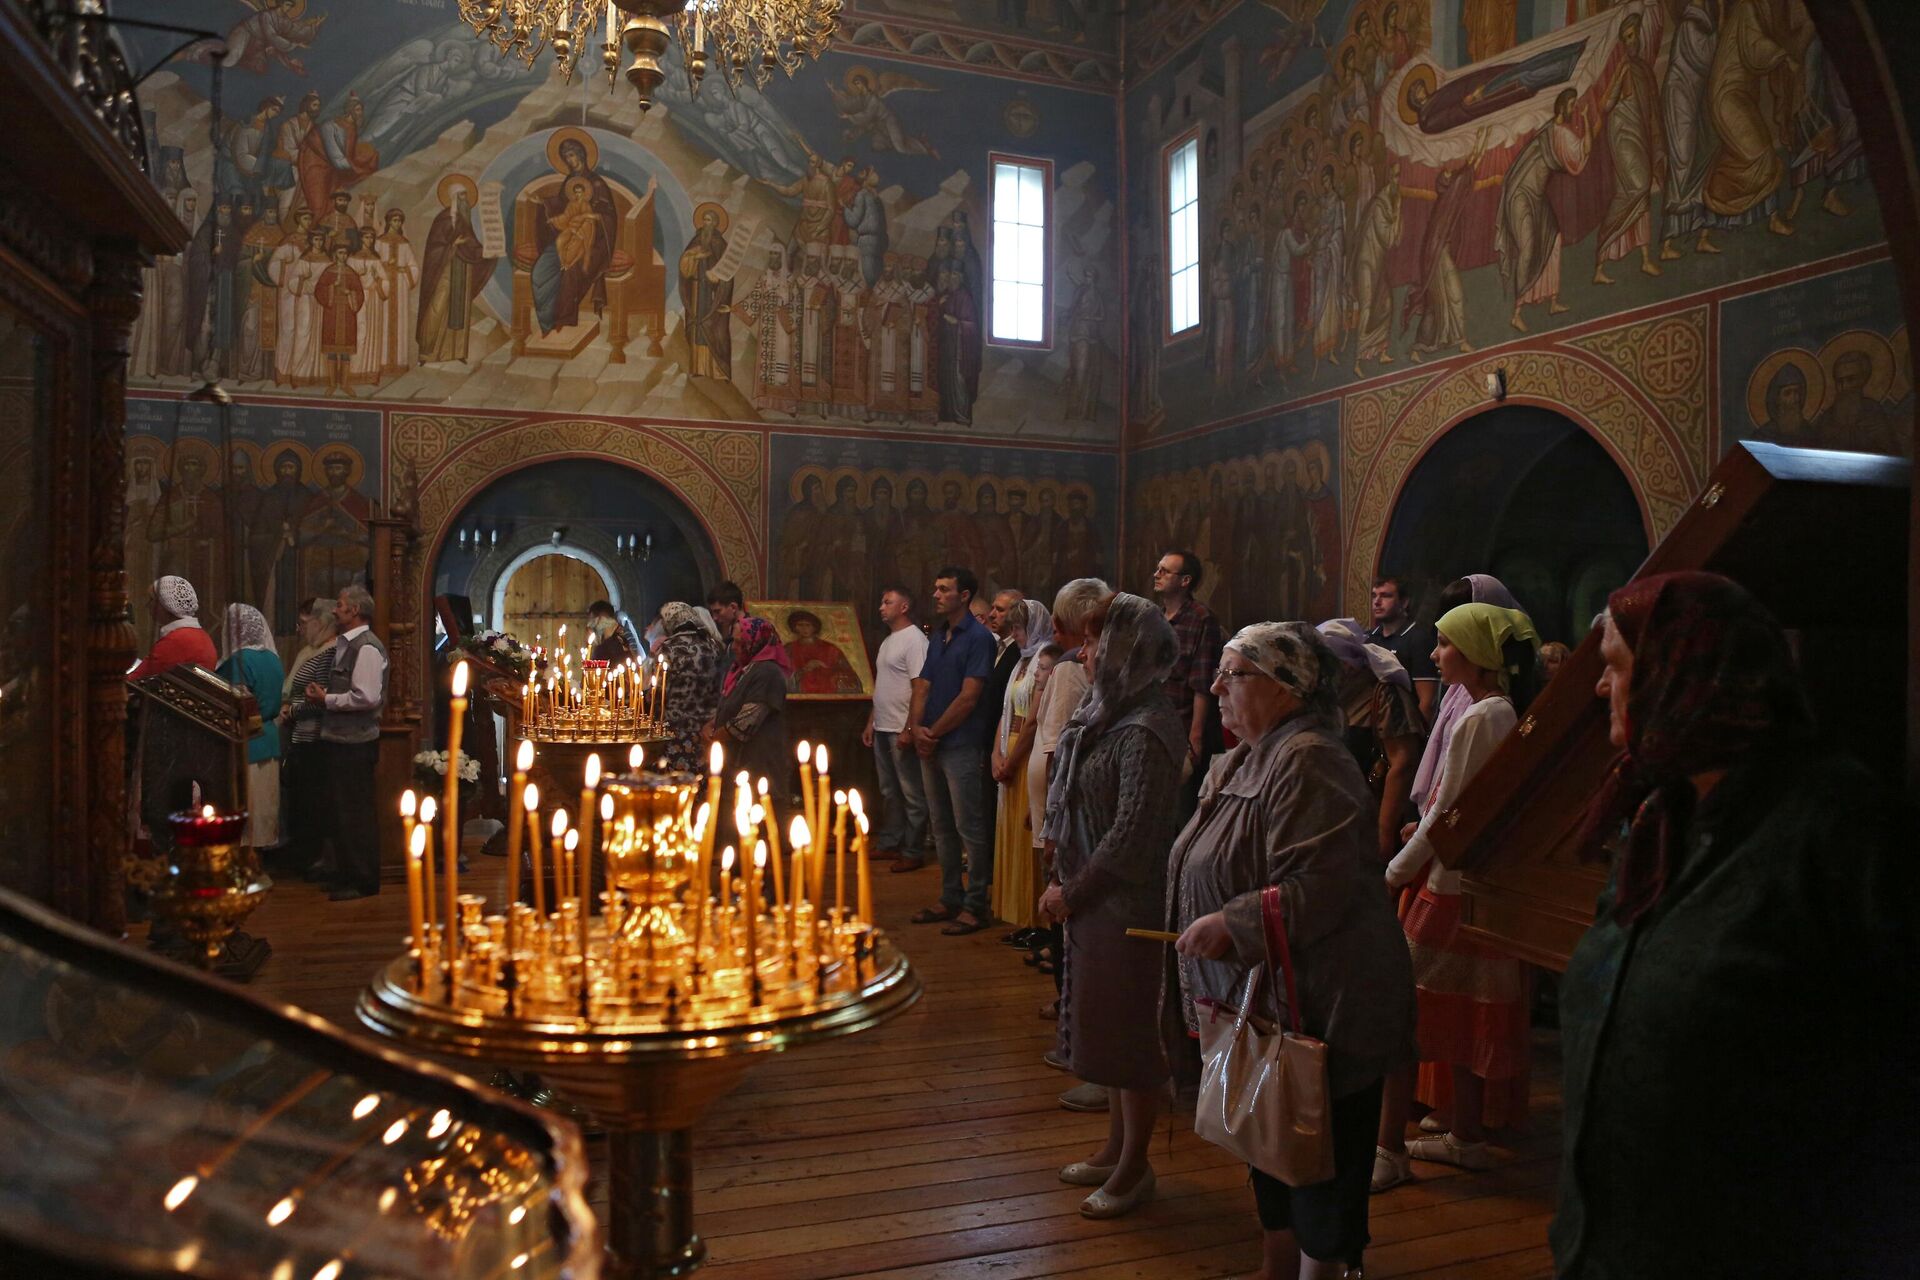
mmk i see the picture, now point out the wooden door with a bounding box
[503,554,611,648]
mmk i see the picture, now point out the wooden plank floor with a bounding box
[233,847,1558,1279]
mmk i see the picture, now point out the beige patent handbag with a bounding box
[1193,885,1334,1187]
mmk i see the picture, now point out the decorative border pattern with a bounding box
[1565,305,1712,484]
[837,17,1117,88]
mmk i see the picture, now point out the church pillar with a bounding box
[370,514,423,882]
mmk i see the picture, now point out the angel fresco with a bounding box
[829,67,940,160]
[187,0,327,77]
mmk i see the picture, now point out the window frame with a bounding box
[1163,127,1202,345]
[986,151,1054,351]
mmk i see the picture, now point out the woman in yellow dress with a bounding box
[989,599,1054,929]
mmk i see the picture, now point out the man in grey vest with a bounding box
[304,582,387,900]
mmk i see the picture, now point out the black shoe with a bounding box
[328,887,374,901]
[1001,928,1040,947]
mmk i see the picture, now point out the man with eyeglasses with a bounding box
[1153,550,1225,814]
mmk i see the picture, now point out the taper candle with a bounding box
[746,841,766,1001]
[405,823,427,974]
[700,741,724,876]
[524,783,544,914]
[812,744,831,904]
[788,814,810,958]
[400,788,417,880]
[796,740,815,843]
[549,806,568,917]
[506,740,532,884]
[719,845,738,968]
[443,661,470,983]
[754,802,784,909]
[855,810,873,923]
[579,752,602,937]
[418,795,438,934]
[832,788,849,920]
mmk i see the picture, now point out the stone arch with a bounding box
[1341,349,1702,617]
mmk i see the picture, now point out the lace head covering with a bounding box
[154,575,199,620]
[223,603,275,655]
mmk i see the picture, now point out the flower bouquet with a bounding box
[413,749,483,804]
[457,629,533,684]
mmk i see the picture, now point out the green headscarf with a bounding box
[1435,603,1540,691]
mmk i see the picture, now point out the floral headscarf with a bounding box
[1224,621,1340,711]
[1578,571,1812,924]
[722,615,791,694]
[660,601,705,636]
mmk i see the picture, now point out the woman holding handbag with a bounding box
[1168,622,1414,1279]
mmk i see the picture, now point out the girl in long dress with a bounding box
[988,600,1053,930]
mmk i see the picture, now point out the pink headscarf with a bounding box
[722,615,793,695]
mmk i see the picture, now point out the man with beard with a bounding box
[679,204,734,380]
[296,94,378,227]
[818,475,871,607]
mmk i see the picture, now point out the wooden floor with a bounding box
[235,848,1559,1279]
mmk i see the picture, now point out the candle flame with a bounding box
[523,782,539,811]
[628,743,644,770]
[551,807,568,837]
[751,802,765,825]
[734,805,753,837]
[796,739,811,763]
[564,829,578,852]
[848,788,864,817]
[419,795,437,824]
[452,660,470,698]
[857,812,870,834]
[266,1196,296,1226]
[693,801,709,842]
[600,792,613,820]
[409,828,427,863]
[754,840,768,869]
[516,739,535,771]
[400,789,417,818]
[733,769,749,791]
[584,753,602,788]
[814,743,829,772]
[790,815,811,850]
[834,788,847,805]
[756,776,769,796]
[721,846,735,872]
[708,741,725,776]
[164,1175,198,1211]
[201,804,215,818]
[558,624,567,640]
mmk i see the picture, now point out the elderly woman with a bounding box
[1317,618,1425,861]
[281,598,338,880]
[129,576,215,680]
[1030,579,1108,1014]
[215,604,284,850]
[1169,623,1414,1278]
[990,598,1053,932]
[652,602,725,774]
[704,616,790,802]
[1553,572,1916,1276]
[1035,593,1183,1218]
[1374,602,1538,1191]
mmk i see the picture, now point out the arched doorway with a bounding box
[1378,405,1648,643]
[501,553,614,644]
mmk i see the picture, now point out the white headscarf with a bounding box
[691,606,724,644]
[154,575,199,621]
[223,603,275,655]
[1012,597,1055,661]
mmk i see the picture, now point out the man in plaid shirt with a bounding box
[1152,550,1225,813]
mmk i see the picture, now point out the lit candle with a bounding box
[753,802,784,909]
[719,845,737,967]
[796,740,815,841]
[788,814,810,958]
[580,751,602,930]
[700,741,724,879]
[812,744,831,905]
[418,795,438,935]
[657,658,670,728]
[600,790,615,885]
[629,743,643,774]
[756,777,784,896]
[400,788,417,870]
[444,661,471,984]
[507,740,532,882]
[405,823,427,974]
[564,829,583,968]
[855,810,873,923]
[833,788,849,922]
[746,840,767,1001]
[524,783,544,915]
[549,807,569,917]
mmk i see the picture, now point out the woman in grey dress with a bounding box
[1168,622,1414,1278]
[1037,592,1184,1220]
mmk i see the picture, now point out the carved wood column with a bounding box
[85,239,145,935]
[369,514,422,880]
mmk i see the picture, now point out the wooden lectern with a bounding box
[1426,442,1911,970]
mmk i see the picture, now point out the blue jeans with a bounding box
[872,731,928,856]
[920,745,994,918]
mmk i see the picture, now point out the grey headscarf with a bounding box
[1012,597,1055,661]
[223,603,275,656]
[1040,593,1185,847]
[1224,621,1340,712]
[1317,618,1412,690]
[1465,573,1519,609]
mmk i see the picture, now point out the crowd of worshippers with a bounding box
[130,575,391,901]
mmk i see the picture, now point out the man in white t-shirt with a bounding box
[862,583,930,867]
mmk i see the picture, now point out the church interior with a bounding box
[1,0,1916,1275]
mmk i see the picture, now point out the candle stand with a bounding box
[360,696,916,1279]
[150,807,273,972]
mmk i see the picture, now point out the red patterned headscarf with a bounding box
[723,615,793,695]
[1578,571,1812,924]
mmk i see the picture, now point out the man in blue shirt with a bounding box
[906,565,997,933]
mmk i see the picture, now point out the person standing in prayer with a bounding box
[703,617,790,807]
[989,599,1052,930]
[129,577,217,680]
[417,186,494,364]
[1033,579,1105,1008]
[216,604,284,850]
[1404,575,1518,833]
[280,597,336,880]
[1551,572,1919,1277]
[587,599,636,665]
[907,567,996,934]
[866,585,930,869]
[679,205,734,381]
[1318,618,1425,862]
[1366,576,1439,719]
[1151,551,1225,815]
[1374,603,1539,1192]
[1169,622,1415,1278]
[305,583,387,901]
[1593,12,1664,284]
[651,602,725,775]
[1037,593,1181,1219]
[1497,88,1593,332]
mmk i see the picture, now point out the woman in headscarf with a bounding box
[1373,602,1539,1192]
[129,576,216,680]
[990,598,1054,934]
[703,616,790,805]
[1168,622,1413,1278]
[1409,574,1520,816]
[1034,593,1183,1220]
[651,602,725,774]
[1318,618,1426,861]
[1553,572,1916,1277]
[215,603,285,850]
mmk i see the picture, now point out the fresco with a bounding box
[1125,0,1892,440]
[1721,258,1912,458]
[123,3,1120,443]
[125,395,383,653]
[758,600,877,699]
[768,434,1116,639]
[1123,400,1339,631]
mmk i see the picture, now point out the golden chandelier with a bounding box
[458,0,840,110]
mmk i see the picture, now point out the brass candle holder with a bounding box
[150,806,273,972]
[360,745,919,1278]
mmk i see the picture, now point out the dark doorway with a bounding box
[1379,406,1648,644]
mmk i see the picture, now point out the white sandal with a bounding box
[1370,1145,1413,1193]
[1058,1160,1116,1186]
[1407,1131,1494,1170]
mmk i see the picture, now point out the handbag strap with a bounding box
[1260,885,1303,1036]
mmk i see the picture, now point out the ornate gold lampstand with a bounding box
[149,807,272,971]
[360,678,919,1278]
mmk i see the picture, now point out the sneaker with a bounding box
[1406,1132,1494,1170]
[1370,1145,1413,1193]
[1058,1083,1109,1112]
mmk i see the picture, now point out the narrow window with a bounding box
[990,155,1051,346]
[1166,134,1200,336]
